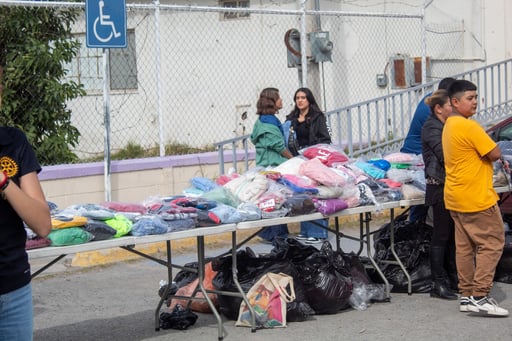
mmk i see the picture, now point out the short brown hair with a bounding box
[256,88,280,115]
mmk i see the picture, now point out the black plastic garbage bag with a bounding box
[212,243,315,321]
[298,265,353,314]
[159,304,198,330]
[212,248,297,320]
[296,244,353,314]
[286,301,316,322]
[270,237,320,263]
[371,216,433,293]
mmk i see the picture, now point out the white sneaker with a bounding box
[460,296,470,312]
[304,237,324,244]
[467,296,509,316]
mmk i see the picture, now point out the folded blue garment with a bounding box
[353,161,386,179]
[277,177,319,194]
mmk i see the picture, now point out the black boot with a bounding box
[444,243,459,292]
[430,246,458,300]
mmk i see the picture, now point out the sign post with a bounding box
[85,0,127,201]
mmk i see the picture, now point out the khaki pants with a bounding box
[450,204,505,297]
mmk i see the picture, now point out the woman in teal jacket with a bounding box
[250,88,292,242]
[251,88,293,167]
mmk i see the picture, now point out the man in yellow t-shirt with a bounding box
[442,79,508,316]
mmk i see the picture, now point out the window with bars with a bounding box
[220,0,250,20]
[65,30,138,92]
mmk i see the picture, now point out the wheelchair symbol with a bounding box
[93,1,121,43]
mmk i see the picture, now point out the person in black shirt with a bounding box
[0,127,51,341]
[285,88,331,244]
[421,90,458,300]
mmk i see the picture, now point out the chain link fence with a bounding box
[1,1,484,162]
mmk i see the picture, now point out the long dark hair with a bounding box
[287,87,323,120]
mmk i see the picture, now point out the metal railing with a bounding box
[216,58,512,175]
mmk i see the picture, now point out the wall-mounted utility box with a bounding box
[389,54,430,89]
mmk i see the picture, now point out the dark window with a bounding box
[66,30,137,92]
[220,0,250,20]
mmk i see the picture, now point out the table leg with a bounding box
[31,254,66,278]
[231,231,256,332]
[197,236,225,341]
[154,240,173,331]
[361,211,391,299]
[387,208,412,295]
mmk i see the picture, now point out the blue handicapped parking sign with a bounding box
[86,0,127,48]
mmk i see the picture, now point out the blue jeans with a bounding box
[258,224,289,241]
[0,283,33,341]
[300,219,329,239]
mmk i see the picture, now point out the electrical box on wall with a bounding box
[389,54,430,89]
[309,31,333,63]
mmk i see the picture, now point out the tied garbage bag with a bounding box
[159,304,198,330]
[297,244,353,314]
[371,214,433,293]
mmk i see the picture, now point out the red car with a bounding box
[487,115,512,142]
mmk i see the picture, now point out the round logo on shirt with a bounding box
[0,156,18,177]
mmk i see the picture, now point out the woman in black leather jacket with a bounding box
[285,87,331,150]
[285,88,331,244]
[421,89,458,300]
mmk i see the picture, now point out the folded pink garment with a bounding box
[25,237,51,250]
[100,201,146,214]
[299,158,348,187]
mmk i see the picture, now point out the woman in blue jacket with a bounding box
[251,88,293,166]
[250,88,293,242]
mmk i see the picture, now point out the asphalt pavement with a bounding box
[31,224,512,341]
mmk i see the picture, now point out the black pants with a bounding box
[426,184,455,247]
[430,200,455,247]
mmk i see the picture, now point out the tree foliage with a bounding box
[0,5,85,165]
